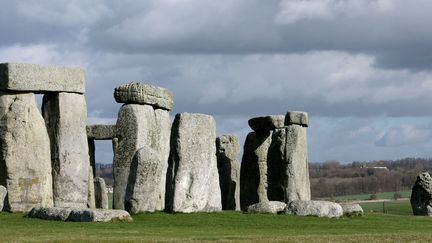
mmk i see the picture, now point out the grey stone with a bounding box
[114,83,173,110]
[86,124,116,140]
[248,115,285,132]
[125,146,166,213]
[0,63,85,93]
[87,166,96,208]
[68,209,132,222]
[29,207,74,221]
[94,177,108,209]
[247,201,287,214]
[113,104,170,210]
[0,92,53,212]
[285,200,343,218]
[411,172,432,216]
[43,92,89,208]
[166,113,221,213]
[88,139,96,177]
[285,111,308,127]
[0,185,6,211]
[339,203,363,216]
[216,135,241,211]
[240,131,272,211]
[29,207,132,222]
[267,125,311,203]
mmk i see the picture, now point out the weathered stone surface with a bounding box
[248,115,285,132]
[166,113,221,213]
[285,111,308,127]
[94,177,108,209]
[113,104,170,210]
[114,83,173,110]
[125,146,166,213]
[86,124,116,140]
[240,131,272,211]
[247,201,287,214]
[411,172,432,216]
[68,209,132,222]
[29,207,132,222]
[43,92,89,208]
[0,92,53,212]
[216,135,241,211]
[285,200,343,218]
[29,207,73,221]
[88,166,96,208]
[339,203,364,217]
[0,63,85,93]
[0,185,6,211]
[267,125,311,203]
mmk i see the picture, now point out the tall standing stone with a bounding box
[0,185,6,211]
[411,172,432,216]
[216,135,241,211]
[240,131,272,210]
[43,92,89,208]
[166,113,221,213]
[87,166,96,208]
[94,177,108,209]
[268,112,310,202]
[0,92,53,212]
[113,104,171,210]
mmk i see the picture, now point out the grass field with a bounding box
[1,201,432,242]
[333,190,411,201]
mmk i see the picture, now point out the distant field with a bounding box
[1,206,432,242]
[360,200,412,215]
[332,190,411,201]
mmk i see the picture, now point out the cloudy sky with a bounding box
[2,0,432,164]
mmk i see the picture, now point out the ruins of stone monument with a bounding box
[0,63,89,212]
[166,113,222,213]
[113,83,172,211]
[94,177,109,209]
[411,172,432,216]
[216,135,241,211]
[240,112,311,210]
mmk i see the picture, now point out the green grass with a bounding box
[360,200,412,215]
[333,190,411,201]
[1,206,432,242]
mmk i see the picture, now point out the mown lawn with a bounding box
[1,205,432,242]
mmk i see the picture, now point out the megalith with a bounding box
[88,166,96,208]
[43,92,89,208]
[125,146,166,213]
[94,177,108,209]
[0,92,53,212]
[240,131,272,211]
[411,172,432,216]
[1,185,7,211]
[113,83,171,210]
[216,135,241,211]
[166,113,221,213]
[267,112,310,203]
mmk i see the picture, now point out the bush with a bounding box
[370,194,378,200]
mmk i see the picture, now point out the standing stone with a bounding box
[411,172,432,216]
[43,92,89,208]
[0,185,7,211]
[88,139,96,177]
[125,146,165,213]
[240,131,272,211]
[94,177,108,209]
[0,92,53,212]
[267,112,310,203]
[113,104,170,210]
[166,113,221,213]
[87,166,96,208]
[216,135,241,211]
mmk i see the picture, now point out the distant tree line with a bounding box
[310,158,432,198]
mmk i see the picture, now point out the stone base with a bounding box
[29,207,132,222]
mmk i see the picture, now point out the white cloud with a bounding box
[376,124,432,147]
[15,0,112,27]
[275,0,394,24]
